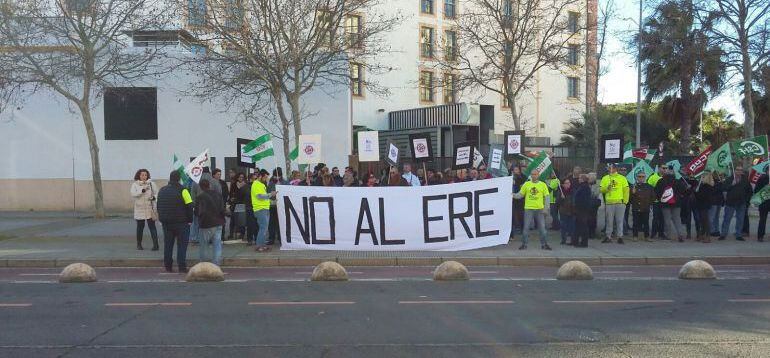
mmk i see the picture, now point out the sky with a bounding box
[598,0,744,122]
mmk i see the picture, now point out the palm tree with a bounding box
[639,0,724,154]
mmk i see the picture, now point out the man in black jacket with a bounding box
[720,167,753,241]
[196,179,226,265]
[156,171,194,272]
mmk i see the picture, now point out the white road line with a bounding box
[0,303,32,307]
[468,271,499,274]
[399,300,514,304]
[294,272,363,275]
[17,273,59,276]
[105,302,192,307]
[593,271,634,274]
[727,298,770,303]
[248,301,355,306]
[552,300,674,304]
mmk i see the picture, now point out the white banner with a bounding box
[277,177,513,251]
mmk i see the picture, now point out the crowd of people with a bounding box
[128,159,768,271]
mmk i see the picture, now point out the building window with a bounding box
[421,0,434,14]
[567,44,579,66]
[444,0,456,18]
[317,10,336,47]
[443,73,457,104]
[420,26,434,58]
[224,0,244,29]
[188,0,206,27]
[444,30,456,61]
[65,0,93,13]
[351,62,363,97]
[568,12,580,33]
[503,41,513,65]
[420,71,434,102]
[104,87,158,140]
[567,77,580,98]
[345,15,362,48]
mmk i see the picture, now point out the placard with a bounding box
[504,130,525,157]
[386,140,399,166]
[453,142,474,170]
[409,133,433,162]
[298,134,322,165]
[490,148,503,170]
[277,177,513,251]
[357,131,379,162]
[237,138,256,168]
[600,134,624,163]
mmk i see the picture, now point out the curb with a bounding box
[0,256,767,268]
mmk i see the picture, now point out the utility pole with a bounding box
[635,0,642,148]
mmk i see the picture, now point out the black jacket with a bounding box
[654,175,688,208]
[573,182,593,211]
[156,183,193,225]
[695,182,716,210]
[755,175,770,210]
[724,176,753,207]
[195,190,226,229]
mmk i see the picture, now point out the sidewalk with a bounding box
[1,212,769,267]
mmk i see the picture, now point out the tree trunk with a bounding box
[77,101,105,218]
[741,45,756,139]
[592,107,600,172]
[272,89,293,172]
[509,95,521,130]
[680,83,693,155]
[288,92,302,156]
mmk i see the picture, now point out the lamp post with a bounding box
[635,0,643,148]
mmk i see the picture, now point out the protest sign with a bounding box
[453,142,474,170]
[237,138,256,168]
[409,133,433,162]
[600,134,624,163]
[298,134,322,165]
[386,140,399,166]
[357,131,380,162]
[277,177,513,251]
[504,130,525,158]
[684,146,712,176]
[185,149,209,184]
[731,135,768,158]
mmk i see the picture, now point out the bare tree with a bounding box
[180,0,400,170]
[701,0,770,138]
[0,0,171,217]
[588,0,615,170]
[439,0,585,131]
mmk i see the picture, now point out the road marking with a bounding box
[294,272,363,275]
[0,303,32,307]
[18,273,59,276]
[105,302,192,307]
[728,298,770,303]
[248,301,355,306]
[552,300,674,304]
[593,271,634,274]
[468,271,499,274]
[399,300,514,304]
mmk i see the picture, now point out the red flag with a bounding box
[684,146,712,175]
[750,158,765,186]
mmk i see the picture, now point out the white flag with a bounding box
[185,149,209,184]
[473,148,484,168]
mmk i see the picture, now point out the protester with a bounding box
[195,179,225,265]
[228,172,247,240]
[547,172,561,230]
[655,165,688,242]
[709,172,726,237]
[252,169,274,252]
[513,169,552,250]
[299,171,314,186]
[600,164,629,244]
[130,169,159,251]
[573,174,593,247]
[289,170,302,185]
[332,167,344,186]
[156,171,193,272]
[242,173,258,245]
[387,167,409,186]
[417,168,427,185]
[364,173,378,187]
[695,171,716,243]
[511,166,526,237]
[445,169,457,184]
[402,163,421,186]
[469,169,479,181]
[755,171,770,242]
[267,168,286,245]
[478,165,492,179]
[630,172,655,241]
[189,167,221,245]
[343,171,358,187]
[321,173,335,187]
[648,165,666,239]
[618,166,632,232]
[556,178,575,245]
[587,172,601,239]
[213,169,229,241]
[456,169,468,182]
[720,166,753,241]
[680,174,698,240]
[425,169,436,184]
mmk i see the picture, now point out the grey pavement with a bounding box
[0,211,769,266]
[1,279,769,357]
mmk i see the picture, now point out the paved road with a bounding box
[1,268,769,357]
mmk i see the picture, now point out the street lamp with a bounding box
[636,0,643,148]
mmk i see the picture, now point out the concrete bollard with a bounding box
[556,260,593,280]
[678,260,716,280]
[311,261,349,281]
[185,262,225,282]
[433,261,470,281]
[59,263,97,283]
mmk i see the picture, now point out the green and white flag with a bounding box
[172,154,190,184]
[706,142,733,175]
[751,185,770,206]
[626,159,654,185]
[666,159,682,179]
[731,135,769,158]
[244,134,275,163]
[523,150,553,179]
[288,145,299,161]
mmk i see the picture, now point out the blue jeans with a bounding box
[721,204,746,238]
[708,205,722,235]
[189,215,200,244]
[198,226,223,265]
[522,209,548,247]
[254,209,270,246]
[560,215,575,243]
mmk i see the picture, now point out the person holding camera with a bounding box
[130,169,159,251]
